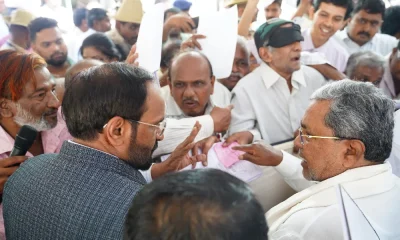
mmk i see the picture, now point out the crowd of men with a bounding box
[0,0,399,239]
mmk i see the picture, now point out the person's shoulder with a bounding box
[301,65,325,81]
[375,33,398,43]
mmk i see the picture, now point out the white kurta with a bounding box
[229,62,326,144]
[268,154,400,240]
[301,28,350,73]
[336,30,398,56]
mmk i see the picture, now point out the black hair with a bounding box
[160,40,182,69]
[73,8,88,27]
[168,49,213,80]
[28,17,58,42]
[62,63,154,141]
[351,0,385,17]
[381,6,400,38]
[164,7,181,22]
[87,8,108,28]
[272,0,282,6]
[80,33,121,61]
[124,169,269,240]
[313,0,353,20]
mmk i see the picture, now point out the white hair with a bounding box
[345,51,385,78]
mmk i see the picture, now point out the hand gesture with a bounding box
[232,141,283,166]
[0,156,28,193]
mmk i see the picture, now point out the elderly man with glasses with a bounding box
[234,80,400,239]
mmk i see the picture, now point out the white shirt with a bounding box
[380,55,400,100]
[152,82,231,158]
[301,28,350,72]
[229,62,326,144]
[268,153,400,240]
[336,30,398,56]
[387,111,400,177]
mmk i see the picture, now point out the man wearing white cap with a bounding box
[107,0,143,61]
[0,9,35,52]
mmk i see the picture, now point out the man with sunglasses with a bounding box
[336,0,398,56]
[234,80,400,239]
[2,63,207,239]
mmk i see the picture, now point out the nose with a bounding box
[183,85,195,98]
[232,61,239,73]
[48,90,61,109]
[294,134,302,150]
[157,133,164,141]
[324,18,333,28]
[292,41,302,52]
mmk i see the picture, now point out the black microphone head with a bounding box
[14,125,38,150]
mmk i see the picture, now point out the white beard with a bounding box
[13,103,53,132]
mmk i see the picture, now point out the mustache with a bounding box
[357,31,371,38]
[50,51,66,58]
[182,98,199,104]
[43,108,58,117]
[229,72,244,78]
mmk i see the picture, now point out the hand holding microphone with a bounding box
[0,125,37,194]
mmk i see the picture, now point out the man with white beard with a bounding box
[0,50,70,192]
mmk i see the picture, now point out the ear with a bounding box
[309,6,315,20]
[0,99,14,118]
[210,75,215,95]
[258,47,272,63]
[342,140,366,168]
[102,116,131,147]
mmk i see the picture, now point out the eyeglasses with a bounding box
[298,127,342,146]
[103,119,166,137]
[128,119,166,137]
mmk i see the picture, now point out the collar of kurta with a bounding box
[267,161,395,233]
[257,62,307,90]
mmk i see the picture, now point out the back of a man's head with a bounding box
[73,8,88,28]
[28,17,58,43]
[124,169,268,240]
[62,62,153,141]
[313,0,353,20]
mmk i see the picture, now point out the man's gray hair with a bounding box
[236,36,250,59]
[345,51,385,78]
[311,80,394,162]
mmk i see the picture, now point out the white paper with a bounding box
[196,5,238,79]
[136,3,164,73]
[160,143,263,183]
[336,185,379,240]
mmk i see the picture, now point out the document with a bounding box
[136,3,164,73]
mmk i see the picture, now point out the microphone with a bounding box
[10,125,38,157]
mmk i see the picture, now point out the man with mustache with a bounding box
[2,62,207,239]
[152,50,233,158]
[226,19,325,146]
[28,17,72,78]
[233,80,400,239]
[336,0,398,56]
[219,36,251,91]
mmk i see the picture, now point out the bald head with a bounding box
[65,59,104,87]
[168,51,215,117]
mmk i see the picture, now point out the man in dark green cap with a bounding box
[225,18,326,146]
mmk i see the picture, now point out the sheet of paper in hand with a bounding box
[161,143,262,182]
[213,142,243,168]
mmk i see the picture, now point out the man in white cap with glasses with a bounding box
[0,9,35,52]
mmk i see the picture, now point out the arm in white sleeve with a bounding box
[139,164,154,183]
[275,151,316,192]
[152,116,214,157]
[228,88,262,142]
